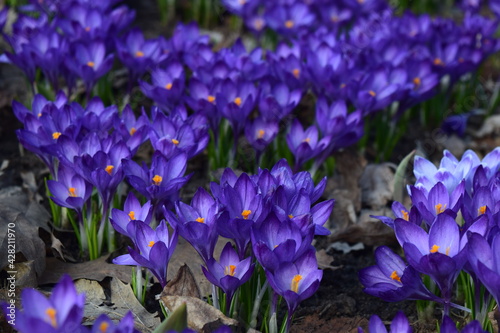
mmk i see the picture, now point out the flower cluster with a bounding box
[1,0,135,92]
[362,148,500,325]
[13,92,206,258]
[112,159,332,326]
[1,274,140,333]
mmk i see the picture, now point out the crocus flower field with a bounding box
[1,0,500,332]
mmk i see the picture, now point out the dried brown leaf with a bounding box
[162,264,201,298]
[39,256,132,285]
[81,278,160,332]
[160,295,240,333]
[0,186,49,276]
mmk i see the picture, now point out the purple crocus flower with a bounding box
[185,77,221,135]
[140,62,185,111]
[91,312,140,333]
[467,232,500,306]
[165,187,220,263]
[286,119,330,172]
[110,192,153,239]
[351,66,402,115]
[113,220,178,287]
[259,81,302,121]
[149,111,208,159]
[359,246,441,303]
[371,201,422,229]
[56,4,110,41]
[394,214,481,313]
[115,28,163,84]
[1,274,86,333]
[265,3,315,36]
[408,181,464,226]
[202,242,254,313]
[251,212,314,272]
[216,78,258,140]
[114,105,150,155]
[215,173,266,258]
[440,315,487,333]
[358,311,412,333]
[123,151,191,214]
[65,40,114,92]
[265,250,322,324]
[244,116,279,154]
[48,164,93,213]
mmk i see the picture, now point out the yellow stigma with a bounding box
[99,321,109,333]
[105,165,114,175]
[148,241,155,247]
[234,97,242,106]
[434,58,444,66]
[292,68,300,78]
[196,217,205,223]
[430,244,440,253]
[241,210,252,219]
[303,138,311,143]
[46,307,57,327]
[135,50,145,57]
[165,83,173,90]
[257,129,265,139]
[128,211,135,220]
[171,139,180,145]
[207,95,216,103]
[290,274,302,293]
[435,203,446,215]
[368,90,376,97]
[401,210,409,221]
[390,270,401,283]
[129,127,137,135]
[52,132,62,140]
[285,20,294,29]
[224,265,236,276]
[478,205,487,216]
[87,61,95,68]
[413,77,421,87]
[152,175,163,185]
[288,214,294,219]
[68,187,77,197]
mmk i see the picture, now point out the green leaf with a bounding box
[152,302,188,333]
[393,150,416,204]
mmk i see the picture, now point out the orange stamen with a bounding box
[196,217,205,223]
[430,244,440,253]
[368,90,376,97]
[135,50,145,57]
[241,210,252,220]
[87,61,95,68]
[290,275,302,293]
[148,241,155,247]
[171,139,179,145]
[292,68,300,78]
[105,165,114,175]
[224,265,236,276]
[46,307,57,327]
[152,175,163,185]
[257,130,265,139]
[52,132,62,140]
[401,210,409,221]
[68,187,77,197]
[129,127,137,135]
[99,322,109,333]
[390,270,401,282]
[285,20,294,29]
[234,97,242,106]
[435,203,446,215]
[165,83,173,90]
[478,205,487,216]
[207,95,216,103]
[128,211,135,220]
